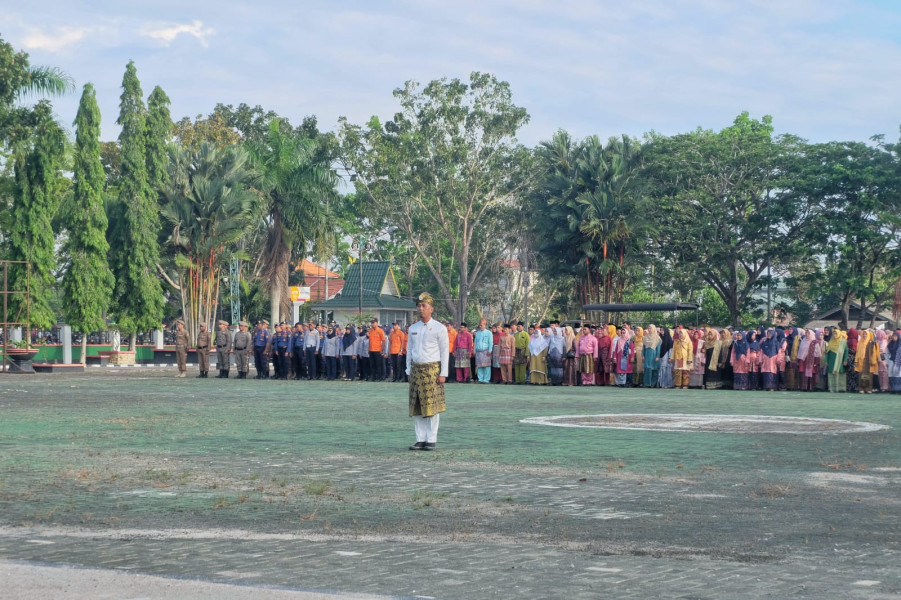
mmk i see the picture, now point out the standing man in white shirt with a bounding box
[406,291,449,451]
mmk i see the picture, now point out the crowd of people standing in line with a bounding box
[569,322,901,394]
[184,316,901,395]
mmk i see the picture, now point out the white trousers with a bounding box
[413,414,440,443]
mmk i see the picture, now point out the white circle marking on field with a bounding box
[519,414,890,435]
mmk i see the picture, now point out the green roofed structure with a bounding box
[316,261,417,325]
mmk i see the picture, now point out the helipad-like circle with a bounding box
[519,414,890,435]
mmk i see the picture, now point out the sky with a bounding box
[4,0,901,146]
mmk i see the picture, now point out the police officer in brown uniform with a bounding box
[232,321,252,379]
[196,322,211,378]
[215,320,232,378]
[174,320,189,378]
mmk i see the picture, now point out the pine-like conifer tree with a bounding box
[63,83,114,363]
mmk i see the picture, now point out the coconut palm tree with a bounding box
[246,120,338,323]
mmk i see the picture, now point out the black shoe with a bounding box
[409,442,426,451]
[422,442,436,451]
[223,371,229,378]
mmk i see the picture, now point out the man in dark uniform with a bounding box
[215,320,232,378]
[195,322,211,378]
[232,321,252,379]
[290,322,305,380]
[174,320,189,378]
[303,322,320,380]
[273,322,291,380]
[253,320,271,379]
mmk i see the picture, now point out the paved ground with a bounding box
[1,369,899,599]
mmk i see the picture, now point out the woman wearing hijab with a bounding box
[875,329,889,392]
[824,328,847,392]
[760,328,780,391]
[611,326,634,387]
[632,327,645,387]
[657,327,675,388]
[672,328,694,389]
[703,327,721,390]
[855,330,879,394]
[747,330,762,390]
[642,324,661,388]
[341,325,359,382]
[595,326,611,386]
[562,326,577,386]
[814,329,828,390]
[783,326,801,391]
[719,329,735,389]
[888,330,901,393]
[731,331,750,390]
[528,326,549,385]
[689,329,705,389]
[796,329,818,391]
[576,325,599,386]
[846,328,860,392]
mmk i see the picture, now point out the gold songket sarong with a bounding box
[579,354,595,374]
[409,362,446,417]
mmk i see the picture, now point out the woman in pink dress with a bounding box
[611,326,634,387]
[575,325,599,386]
[689,329,705,389]
[797,329,821,391]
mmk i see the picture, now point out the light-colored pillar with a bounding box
[154,329,164,349]
[62,325,72,364]
[11,327,22,343]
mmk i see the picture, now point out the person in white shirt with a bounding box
[405,291,450,451]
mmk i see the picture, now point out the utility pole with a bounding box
[229,259,241,324]
[351,238,372,323]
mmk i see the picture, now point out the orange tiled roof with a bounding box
[294,259,340,278]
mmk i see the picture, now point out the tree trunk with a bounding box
[80,334,87,366]
[270,276,282,325]
[129,332,136,351]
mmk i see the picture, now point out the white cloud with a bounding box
[140,20,214,48]
[21,26,96,53]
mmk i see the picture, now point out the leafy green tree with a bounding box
[111,61,164,347]
[247,119,338,323]
[160,143,255,342]
[790,140,901,328]
[7,101,66,330]
[62,83,114,362]
[339,72,531,322]
[643,113,818,326]
[145,86,172,194]
[173,112,241,152]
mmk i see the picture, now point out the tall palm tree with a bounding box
[160,142,255,342]
[246,120,338,323]
[576,135,647,303]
